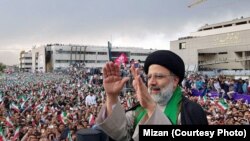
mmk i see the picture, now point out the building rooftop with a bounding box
[198,16,250,31]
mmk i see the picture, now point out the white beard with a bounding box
[148,81,174,106]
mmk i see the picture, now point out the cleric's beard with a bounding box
[148,81,174,106]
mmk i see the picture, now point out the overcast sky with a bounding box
[0,0,250,65]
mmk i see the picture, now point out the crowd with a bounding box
[0,67,112,141]
[0,63,250,141]
[182,74,250,125]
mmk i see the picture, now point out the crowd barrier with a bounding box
[233,93,250,104]
[191,89,250,104]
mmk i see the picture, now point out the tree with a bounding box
[0,63,6,72]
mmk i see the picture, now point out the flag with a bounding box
[20,97,30,109]
[210,99,215,105]
[4,127,9,137]
[21,95,28,101]
[114,53,128,66]
[5,117,14,127]
[42,105,47,113]
[88,114,95,126]
[0,126,7,141]
[216,98,228,111]
[0,98,4,107]
[59,111,68,124]
[12,127,20,141]
[10,103,20,112]
[33,103,43,112]
[198,95,207,105]
[40,89,45,97]
[0,95,3,103]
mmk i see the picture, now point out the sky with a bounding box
[0,0,250,66]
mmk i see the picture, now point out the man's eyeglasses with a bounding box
[146,73,173,80]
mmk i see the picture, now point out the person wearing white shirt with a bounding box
[85,92,93,106]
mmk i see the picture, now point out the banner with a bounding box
[114,53,128,66]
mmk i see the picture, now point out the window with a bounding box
[85,60,95,63]
[203,27,212,30]
[97,60,107,63]
[58,49,63,53]
[130,53,149,56]
[98,52,107,55]
[86,52,96,55]
[236,21,247,25]
[224,24,232,27]
[55,60,69,63]
[179,42,186,50]
[214,26,222,29]
[218,52,227,54]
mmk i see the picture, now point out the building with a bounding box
[19,50,32,72]
[170,16,250,72]
[31,43,155,73]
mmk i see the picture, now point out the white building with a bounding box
[19,50,32,72]
[170,16,250,72]
[31,43,155,73]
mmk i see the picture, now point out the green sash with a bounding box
[134,86,182,126]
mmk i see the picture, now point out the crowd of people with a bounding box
[182,74,250,125]
[0,51,250,141]
[0,68,110,141]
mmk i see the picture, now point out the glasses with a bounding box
[146,73,173,81]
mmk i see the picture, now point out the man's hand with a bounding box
[103,62,129,116]
[103,62,129,98]
[130,65,156,117]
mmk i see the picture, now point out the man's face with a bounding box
[59,124,65,132]
[147,64,179,105]
[83,121,88,127]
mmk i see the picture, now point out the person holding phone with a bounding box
[133,62,139,68]
[96,50,208,141]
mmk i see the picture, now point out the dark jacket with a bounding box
[181,96,208,125]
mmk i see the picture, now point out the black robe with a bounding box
[180,96,208,125]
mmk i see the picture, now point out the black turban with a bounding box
[144,50,185,84]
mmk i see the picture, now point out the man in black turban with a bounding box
[95,50,208,141]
